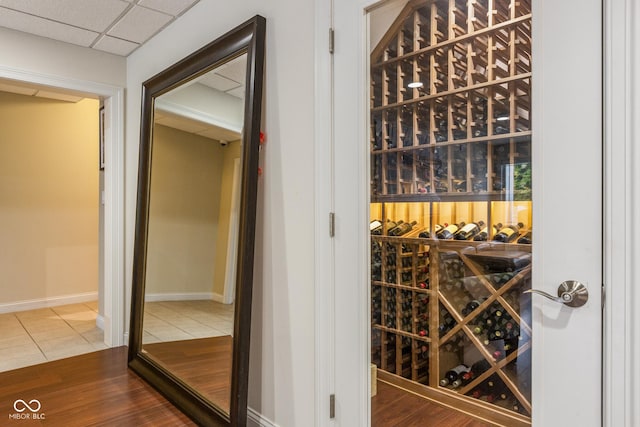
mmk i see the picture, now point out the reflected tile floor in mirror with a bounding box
[0,302,106,372]
[142,300,234,344]
[142,300,235,411]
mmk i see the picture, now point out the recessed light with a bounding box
[408,81,423,88]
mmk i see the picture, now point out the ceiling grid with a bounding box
[0,0,200,56]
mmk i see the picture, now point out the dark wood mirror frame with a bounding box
[128,15,265,427]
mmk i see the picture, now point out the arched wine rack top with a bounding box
[370,0,532,203]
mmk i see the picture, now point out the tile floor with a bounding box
[142,300,234,344]
[0,301,105,372]
[0,299,235,373]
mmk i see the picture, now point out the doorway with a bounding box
[0,67,125,352]
[0,87,103,371]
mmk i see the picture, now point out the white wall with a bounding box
[126,1,316,426]
[0,27,126,89]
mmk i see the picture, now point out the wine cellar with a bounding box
[370,1,533,426]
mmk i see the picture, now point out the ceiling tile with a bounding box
[0,0,130,32]
[196,75,240,93]
[138,0,198,17]
[215,55,247,84]
[107,5,172,44]
[93,35,139,56]
[0,6,98,46]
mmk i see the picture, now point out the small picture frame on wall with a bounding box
[99,106,105,170]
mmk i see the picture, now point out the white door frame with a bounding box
[603,1,640,425]
[0,66,126,348]
[315,0,640,425]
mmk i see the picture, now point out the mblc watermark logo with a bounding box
[9,399,45,420]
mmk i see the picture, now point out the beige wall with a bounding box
[0,91,99,305]
[212,140,242,297]
[145,124,223,297]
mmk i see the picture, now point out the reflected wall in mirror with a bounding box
[129,16,265,427]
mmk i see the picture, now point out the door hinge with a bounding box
[329,28,335,54]
[329,212,335,237]
[329,394,335,418]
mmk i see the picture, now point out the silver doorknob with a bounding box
[523,280,589,308]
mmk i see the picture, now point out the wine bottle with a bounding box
[386,220,404,235]
[487,328,504,341]
[370,219,382,233]
[473,223,503,241]
[492,222,524,243]
[372,219,397,235]
[436,222,465,240]
[389,220,417,236]
[471,359,491,376]
[472,325,485,335]
[517,229,532,244]
[418,224,443,238]
[418,344,429,360]
[454,220,486,240]
[438,308,456,334]
[461,299,482,316]
[439,364,470,387]
[461,358,491,384]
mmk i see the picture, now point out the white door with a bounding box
[331,0,602,426]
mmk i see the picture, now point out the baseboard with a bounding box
[211,292,225,303]
[0,292,98,314]
[144,292,214,302]
[247,407,278,427]
[96,314,105,331]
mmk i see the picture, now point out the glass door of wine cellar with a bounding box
[331,0,602,426]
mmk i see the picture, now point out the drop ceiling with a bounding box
[0,0,245,142]
[0,0,201,56]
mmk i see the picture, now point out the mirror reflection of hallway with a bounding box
[139,53,247,415]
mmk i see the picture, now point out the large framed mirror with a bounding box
[128,15,265,426]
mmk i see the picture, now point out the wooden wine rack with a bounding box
[371,0,531,203]
[370,1,533,426]
[371,233,532,426]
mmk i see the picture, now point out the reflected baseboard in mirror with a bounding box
[129,15,265,427]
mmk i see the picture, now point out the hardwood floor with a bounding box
[143,336,232,412]
[0,347,196,426]
[372,380,492,427]
[0,346,493,426]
